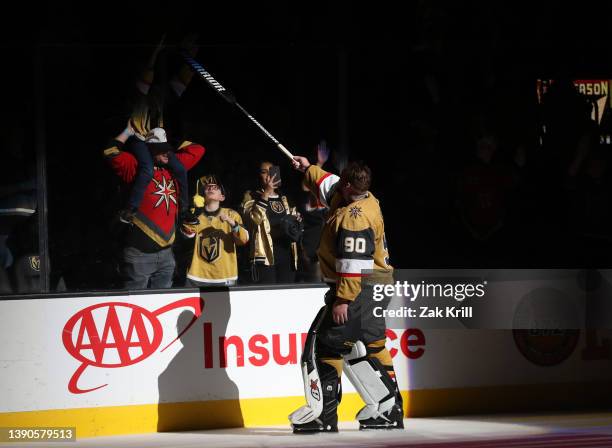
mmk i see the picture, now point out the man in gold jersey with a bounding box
[181,175,249,286]
[288,156,403,433]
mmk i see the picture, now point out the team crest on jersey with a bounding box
[151,176,177,213]
[200,235,220,263]
[270,200,285,214]
[29,256,40,272]
[349,206,362,219]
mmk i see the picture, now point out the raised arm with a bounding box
[103,123,139,183]
[292,156,340,209]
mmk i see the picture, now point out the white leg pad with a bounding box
[289,362,323,424]
[288,306,328,425]
[343,341,395,421]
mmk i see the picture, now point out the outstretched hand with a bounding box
[262,174,281,198]
[292,156,311,173]
[316,141,330,166]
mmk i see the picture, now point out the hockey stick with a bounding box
[180,52,295,161]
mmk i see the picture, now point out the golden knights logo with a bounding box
[151,176,177,213]
[29,256,40,272]
[270,200,285,214]
[349,206,362,219]
[200,235,220,263]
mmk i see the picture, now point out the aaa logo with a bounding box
[62,297,203,394]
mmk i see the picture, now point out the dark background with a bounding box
[3,1,612,291]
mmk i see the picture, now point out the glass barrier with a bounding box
[0,49,43,295]
[0,44,342,296]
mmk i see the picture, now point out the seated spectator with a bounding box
[181,175,249,287]
[104,123,205,290]
[242,161,301,284]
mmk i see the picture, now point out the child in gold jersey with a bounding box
[181,175,249,286]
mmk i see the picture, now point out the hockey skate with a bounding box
[341,341,405,431]
[291,362,341,433]
[358,382,404,430]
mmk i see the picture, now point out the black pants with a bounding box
[254,242,295,284]
[316,285,388,358]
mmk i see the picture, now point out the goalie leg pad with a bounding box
[343,341,404,430]
[289,306,341,433]
[291,361,341,433]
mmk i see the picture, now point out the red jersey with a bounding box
[104,140,205,247]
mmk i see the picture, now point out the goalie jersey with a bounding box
[182,208,249,284]
[303,165,392,300]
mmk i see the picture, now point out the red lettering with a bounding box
[220,336,244,368]
[74,310,103,362]
[205,325,425,368]
[101,305,130,364]
[204,322,213,369]
[400,329,425,359]
[248,334,270,366]
[272,333,297,365]
[386,329,398,358]
[124,307,155,361]
[64,299,196,394]
[74,305,152,366]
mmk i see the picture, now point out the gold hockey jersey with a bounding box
[182,208,249,284]
[303,165,392,300]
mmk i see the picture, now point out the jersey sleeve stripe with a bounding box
[335,258,374,274]
[316,172,340,207]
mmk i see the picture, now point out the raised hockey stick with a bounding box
[180,52,295,161]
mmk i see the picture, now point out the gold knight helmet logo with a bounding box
[29,256,40,272]
[200,235,220,263]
